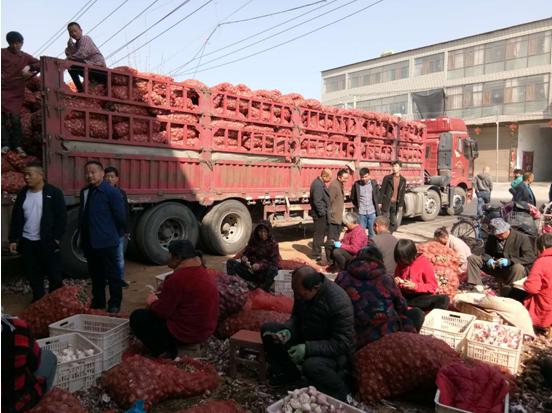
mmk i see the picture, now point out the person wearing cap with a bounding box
[2,31,39,155]
[466,218,536,294]
[129,240,219,358]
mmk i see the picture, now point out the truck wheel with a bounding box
[421,190,441,221]
[201,200,252,255]
[135,202,199,264]
[60,208,88,278]
[446,187,467,216]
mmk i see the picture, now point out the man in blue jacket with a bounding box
[79,160,126,313]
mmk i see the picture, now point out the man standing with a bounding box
[380,161,406,232]
[261,266,354,401]
[2,31,39,155]
[8,162,66,302]
[513,172,536,206]
[466,218,536,294]
[104,166,130,288]
[350,167,380,238]
[326,169,350,264]
[473,166,493,217]
[309,169,332,262]
[79,160,126,313]
[372,216,399,276]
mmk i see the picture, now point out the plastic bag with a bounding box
[124,400,146,413]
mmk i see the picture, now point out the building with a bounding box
[321,18,552,181]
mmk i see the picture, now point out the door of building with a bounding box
[522,151,534,172]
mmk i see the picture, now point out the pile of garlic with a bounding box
[278,386,347,413]
[53,345,96,363]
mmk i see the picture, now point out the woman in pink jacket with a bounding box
[329,212,368,271]
[523,233,552,329]
[394,239,450,311]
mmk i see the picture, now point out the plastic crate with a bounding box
[37,333,102,393]
[420,309,476,352]
[465,320,523,374]
[49,314,129,371]
[455,301,502,324]
[435,389,509,413]
[266,388,365,413]
[274,270,293,297]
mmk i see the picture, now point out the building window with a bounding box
[348,60,409,88]
[324,74,346,93]
[414,53,444,76]
[356,94,408,115]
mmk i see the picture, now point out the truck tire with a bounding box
[421,190,441,221]
[60,208,88,278]
[135,202,199,264]
[201,200,252,255]
[446,187,467,216]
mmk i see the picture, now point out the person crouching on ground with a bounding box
[433,226,471,273]
[227,221,280,291]
[328,212,368,271]
[261,266,354,401]
[394,239,450,311]
[130,240,219,359]
[335,245,423,348]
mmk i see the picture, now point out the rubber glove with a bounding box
[334,241,342,248]
[288,344,306,364]
[497,258,510,268]
[486,258,497,268]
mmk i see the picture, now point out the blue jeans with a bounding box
[117,236,125,280]
[358,213,376,238]
[476,191,491,217]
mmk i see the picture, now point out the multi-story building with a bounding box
[321,18,552,181]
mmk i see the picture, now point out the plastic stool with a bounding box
[228,329,267,382]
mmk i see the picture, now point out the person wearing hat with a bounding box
[466,218,536,294]
[129,240,219,358]
[2,31,39,155]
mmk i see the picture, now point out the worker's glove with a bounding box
[486,258,497,268]
[334,241,342,248]
[288,344,306,364]
[497,258,510,268]
[263,329,291,344]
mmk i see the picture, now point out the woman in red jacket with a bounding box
[394,239,450,311]
[329,212,369,270]
[523,233,552,329]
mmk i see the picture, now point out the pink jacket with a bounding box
[395,255,438,294]
[340,225,368,255]
[524,248,552,328]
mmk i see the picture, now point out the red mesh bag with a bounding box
[65,118,85,136]
[19,285,91,338]
[110,103,150,116]
[216,309,289,339]
[4,151,39,172]
[157,114,199,124]
[1,154,15,172]
[216,273,249,320]
[27,387,88,413]
[249,289,293,313]
[354,332,461,402]
[416,241,461,298]
[101,355,219,410]
[1,171,25,193]
[175,400,246,413]
[279,259,308,270]
[179,79,208,91]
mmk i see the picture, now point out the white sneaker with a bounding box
[1,146,8,154]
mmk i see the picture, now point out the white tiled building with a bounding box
[321,18,552,181]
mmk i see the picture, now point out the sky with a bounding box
[1,0,550,98]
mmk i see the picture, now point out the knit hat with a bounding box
[490,218,511,235]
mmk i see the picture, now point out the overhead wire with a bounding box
[176,0,387,76]
[221,0,326,25]
[109,0,216,66]
[87,0,130,35]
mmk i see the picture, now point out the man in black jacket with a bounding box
[309,169,332,262]
[467,218,536,294]
[350,167,380,238]
[261,266,354,401]
[513,172,536,206]
[8,162,67,301]
[379,160,406,232]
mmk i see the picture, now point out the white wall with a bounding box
[517,122,552,180]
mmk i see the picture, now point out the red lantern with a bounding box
[474,127,481,136]
[548,120,552,128]
[508,123,518,135]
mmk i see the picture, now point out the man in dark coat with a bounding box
[379,161,406,232]
[513,172,536,206]
[467,218,536,294]
[326,169,350,264]
[261,266,354,401]
[309,169,332,262]
[350,167,381,238]
[8,162,66,301]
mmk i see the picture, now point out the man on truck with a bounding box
[380,161,406,233]
[309,169,332,263]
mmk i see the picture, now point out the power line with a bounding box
[176,0,387,76]
[105,0,193,60]
[88,0,130,35]
[168,0,340,76]
[109,0,216,66]
[98,0,163,49]
[34,0,97,55]
[222,0,326,25]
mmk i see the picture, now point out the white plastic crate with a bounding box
[266,388,365,413]
[49,314,129,371]
[435,389,509,413]
[37,333,102,393]
[274,270,293,297]
[465,320,523,374]
[420,309,476,352]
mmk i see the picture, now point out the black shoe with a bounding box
[122,280,130,288]
[107,306,120,314]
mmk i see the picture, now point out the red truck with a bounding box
[2,57,478,276]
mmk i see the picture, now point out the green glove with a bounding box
[262,329,291,344]
[288,343,306,364]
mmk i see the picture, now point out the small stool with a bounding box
[228,329,267,382]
